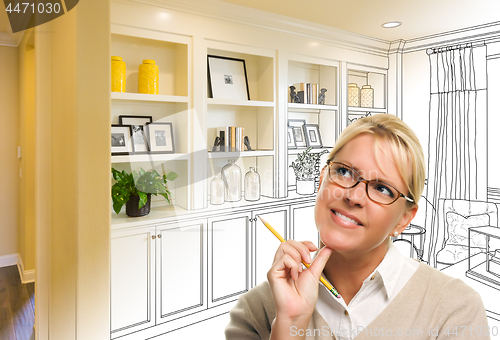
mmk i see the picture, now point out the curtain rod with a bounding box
[426,41,486,55]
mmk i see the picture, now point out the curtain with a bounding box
[425,44,488,266]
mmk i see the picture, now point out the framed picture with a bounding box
[207,55,250,100]
[287,126,297,149]
[288,119,307,148]
[111,125,133,155]
[130,124,149,153]
[145,122,175,153]
[303,124,323,148]
[118,115,153,126]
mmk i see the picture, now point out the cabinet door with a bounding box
[156,219,206,324]
[252,206,289,287]
[208,212,251,308]
[111,226,156,338]
[291,202,319,247]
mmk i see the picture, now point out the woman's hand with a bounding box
[267,240,332,322]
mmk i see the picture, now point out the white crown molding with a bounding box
[0,29,25,47]
[388,40,406,54]
[0,32,16,46]
[117,0,392,56]
[403,21,500,53]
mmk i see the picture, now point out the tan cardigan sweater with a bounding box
[225,263,490,339]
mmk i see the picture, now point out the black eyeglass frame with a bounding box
[326,161,415,205]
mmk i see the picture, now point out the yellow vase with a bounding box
[111,56,126,92]
[139,59,159,94]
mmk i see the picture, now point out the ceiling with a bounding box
[1,0,499,42]
[220,0,500,42]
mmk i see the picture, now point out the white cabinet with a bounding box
[110,27,192,211]
[206,42,277,203]
[207,212,251,308]
[111,219,207,338]
[156,220,207,323]
[345,63,388,127]
[111,226,156,338]
[285,54,338,193]
[252,206,289,286]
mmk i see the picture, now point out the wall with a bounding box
[33,0,111,338]
[401,50,430,165]
[0,45,19,260]
[487,42,500,196]
[18,31,36,274]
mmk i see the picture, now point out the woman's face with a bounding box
[315,133,417,256]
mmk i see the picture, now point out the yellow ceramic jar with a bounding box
[111,56,126,92]
[138,59,159,94]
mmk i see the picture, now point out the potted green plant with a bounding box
[289,147,328,195]
[111,167,178,217]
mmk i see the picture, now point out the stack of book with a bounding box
[216,126,245,152]
[292,83,319,104]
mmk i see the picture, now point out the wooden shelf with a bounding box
[208,150,274,159]
[111,92,189,103]
[288,103,338,111]
[207,98,274,107]
[111,153,189,163]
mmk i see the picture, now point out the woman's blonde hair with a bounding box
[326,114,425,206]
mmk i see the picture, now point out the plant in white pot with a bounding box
[289,147,328,195]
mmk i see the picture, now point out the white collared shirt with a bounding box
[315,241,419,340]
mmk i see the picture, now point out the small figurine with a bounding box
[318,88,327,105]
[244,136,252,151]
[289,85,301,103]
[212,136,221,152]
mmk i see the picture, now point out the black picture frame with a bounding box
[145,122,175,154]
[111,124,133,156]
[303,124,323,148]
[207,55,250,100]
[118,115,153,126]
[287,119,307,148]
[130,124,149,154]
[287,126,297,149]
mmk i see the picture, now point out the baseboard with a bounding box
[0,253,19,268]
[17,256,35,284]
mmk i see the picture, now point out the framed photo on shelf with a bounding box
[303,124,323,148]
[130,124,149,153]
[145,122,175,154]
[207,55,250,100]
[111,125,133,155]
[287,119,307,148]
[287,126,297,149]
[118,115,153,126]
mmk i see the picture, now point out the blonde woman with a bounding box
[225,114,489,339]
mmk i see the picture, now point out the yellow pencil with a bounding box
[258,215,340,298]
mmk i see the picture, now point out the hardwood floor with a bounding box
[0,266,35,340]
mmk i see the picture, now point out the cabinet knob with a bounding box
[152,235,156,240]
[157,234,162,238]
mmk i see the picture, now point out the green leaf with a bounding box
[138,192,148,209]
[164,171,179,181]
[158,192,171,204]
[113,201,124,215]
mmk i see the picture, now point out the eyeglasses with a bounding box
[326,161,414,205]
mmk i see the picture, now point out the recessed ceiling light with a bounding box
[382,21,402,28]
